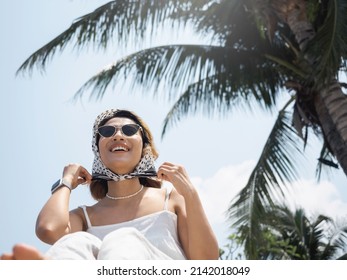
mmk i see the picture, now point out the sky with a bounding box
[1,0,347,257]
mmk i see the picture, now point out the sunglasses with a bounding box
[98,124,142,138]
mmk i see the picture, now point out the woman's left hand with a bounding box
[157,162,194,196]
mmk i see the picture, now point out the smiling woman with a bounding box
[1,108,219,260]
[89,109,161,199]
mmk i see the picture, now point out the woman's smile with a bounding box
[109,143,130,152]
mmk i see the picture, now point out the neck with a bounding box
[106,178,142,197]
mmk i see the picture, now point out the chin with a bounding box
[108,164,137,174]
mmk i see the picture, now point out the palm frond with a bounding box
[160,67,286,136]
[306,0,347,82]
[313,216,347,259]
[334,229,347,259]
[263,206,311,259]
[17,0,210,74]
[261,206,347,259]
[74,44,227,100]
[74,44,289,121]
[227,108,304,259]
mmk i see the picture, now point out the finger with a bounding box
[79,167,92,179]
[159,162,175,169]
[73,166,92,184]
[157,166,171,176]
[157,168,171,182]
[157,171,166,181]
[78,176,92,185]
[77,177,87,185]
[159,166,182,178]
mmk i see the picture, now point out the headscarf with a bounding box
[91,109,157,181]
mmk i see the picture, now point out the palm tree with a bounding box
[259,205,347,260]
[222,205,347,260]
[17,0,347,259]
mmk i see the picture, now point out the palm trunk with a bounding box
[270,0,315,56]
[314,82,347,176]
[272,1,347,175]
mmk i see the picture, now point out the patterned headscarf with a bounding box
[91,109,157,181]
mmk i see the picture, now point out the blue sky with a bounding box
[1,0,347,256]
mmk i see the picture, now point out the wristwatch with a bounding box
[51,178,72,194]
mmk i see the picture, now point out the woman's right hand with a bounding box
[62,163,92,190]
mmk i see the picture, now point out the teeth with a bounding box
[111,146,128,152]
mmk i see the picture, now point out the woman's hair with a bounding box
[90,109,162,200]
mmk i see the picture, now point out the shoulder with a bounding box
[70,206,84,218]
[71,203,100,218]
[142,185,178,212]
[143,185,166,197]
[69,205,95,231]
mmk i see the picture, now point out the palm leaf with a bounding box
[17,0,211,74]
[74,44,228,100]
[160,64,287,136]
[261,206,347,259]
[305,0,347,83]
[74,44,291,124]
[227,108,304,259]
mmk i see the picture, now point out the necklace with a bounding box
[106,185,144,200]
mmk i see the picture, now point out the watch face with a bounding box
[51,179,71,194]
[51,179,61,191]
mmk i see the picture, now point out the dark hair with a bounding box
[90,109,161,200]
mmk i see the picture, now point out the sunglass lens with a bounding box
[122,124,139,136]
[98,126,116,137]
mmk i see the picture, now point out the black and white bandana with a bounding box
[91,109,157,181]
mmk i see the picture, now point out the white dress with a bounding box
[45,186,187,260]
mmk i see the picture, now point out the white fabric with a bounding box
[45,186,186,260]
[45,229,176,260]
[45,232,101,260]
[98,227,174,260]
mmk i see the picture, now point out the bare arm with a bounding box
[158,162,219,260]
[36,164,92,244]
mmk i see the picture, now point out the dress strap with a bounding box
[79,205,92,228]
[163,185,173,211]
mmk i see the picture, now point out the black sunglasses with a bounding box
[98,124,142,138]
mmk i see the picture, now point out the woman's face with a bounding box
[98,117,143,174]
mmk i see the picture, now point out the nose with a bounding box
[112,127,124,140]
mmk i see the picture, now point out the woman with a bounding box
[2,109,219,260]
